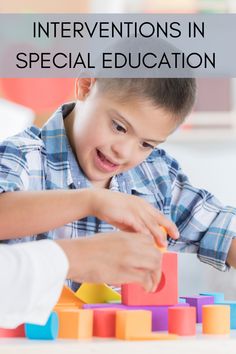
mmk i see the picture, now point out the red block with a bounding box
[121,253,178,306]
[93,308,117,337]
[168,306,196,336]
[0,324,25,338]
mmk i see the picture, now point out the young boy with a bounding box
[0,77,236,293]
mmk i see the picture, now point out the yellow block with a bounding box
[57,286,84,308]
[75,283,121,304]
[116,310,151,340]
[56,308,93,339]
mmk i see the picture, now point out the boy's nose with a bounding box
[111,139,136,162]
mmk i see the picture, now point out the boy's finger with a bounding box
[143,220,167,247]
[154,212,179,240]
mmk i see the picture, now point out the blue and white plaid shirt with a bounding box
[0,103,236,286]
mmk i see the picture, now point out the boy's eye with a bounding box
[112,120,127,133]
[141,141,155,150]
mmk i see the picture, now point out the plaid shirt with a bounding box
[0,103,236,285]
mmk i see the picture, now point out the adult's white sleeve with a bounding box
[0,240,69,329]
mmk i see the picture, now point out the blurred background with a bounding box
[0,0,236,299]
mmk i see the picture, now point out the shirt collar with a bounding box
[40,103,76,188]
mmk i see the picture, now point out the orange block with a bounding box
[57,286,84,308]
[129,333,178,340]
[168,306,196,336]
[56,308,93,339]
[202,305,230,335]
[116,310,151,340]
[93,308,117,337]
[121,253,178,306]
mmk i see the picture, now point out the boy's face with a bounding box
[69,81,178,188]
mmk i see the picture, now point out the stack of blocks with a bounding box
[0,251,232,341]
[25,251,195,340]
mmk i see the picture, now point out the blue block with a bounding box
[199,292,224,303]
[218,302,236,329]
[25,312,58,340]
[178,298,186,303]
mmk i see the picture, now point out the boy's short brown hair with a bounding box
[97,78,196,123]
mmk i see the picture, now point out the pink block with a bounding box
[168,307,196,336]
[0,324,25,338]
[122,253,178,306]
[153,303,190,331]
[93,309,117,337]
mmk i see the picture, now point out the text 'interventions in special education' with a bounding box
[0,14,235,77]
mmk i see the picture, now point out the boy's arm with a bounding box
[0,189,92,239]
[226,239,236,268]
[0,140,178,243]
[0,188,178,247]
[164,152,236,271]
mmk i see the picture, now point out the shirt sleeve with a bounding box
[165,154,236,271]
[0,240,69,328]
[0,138,30,193]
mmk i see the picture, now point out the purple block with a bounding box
[180,296,214,323]
[153,303,190,331]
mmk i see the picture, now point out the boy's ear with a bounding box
[75,78,96,101]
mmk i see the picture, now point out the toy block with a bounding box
[202,305,230,334]
[116,310,151,340]
[0,324,25,338]
[153,303,190,331]
[75,283,121,304]
[54,303,78,311]
[168,306,196,336]
[180,296,214,323]
[93,308,117,337]
[199,292,224,303]
[121,252,178,306]
[83,303,127,310]
[178,298,186,303]
[25,312,58,340]
[57,285,84,308]
[218,301,236,329]
[84,303,186,332]
[56,308,93,339]
[128,333,178,341]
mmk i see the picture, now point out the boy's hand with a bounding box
[56,231,163,292]
[89,189,179,248]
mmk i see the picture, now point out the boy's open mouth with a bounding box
[95,149,119,172]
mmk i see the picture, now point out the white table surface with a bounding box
[1,327,236,354]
